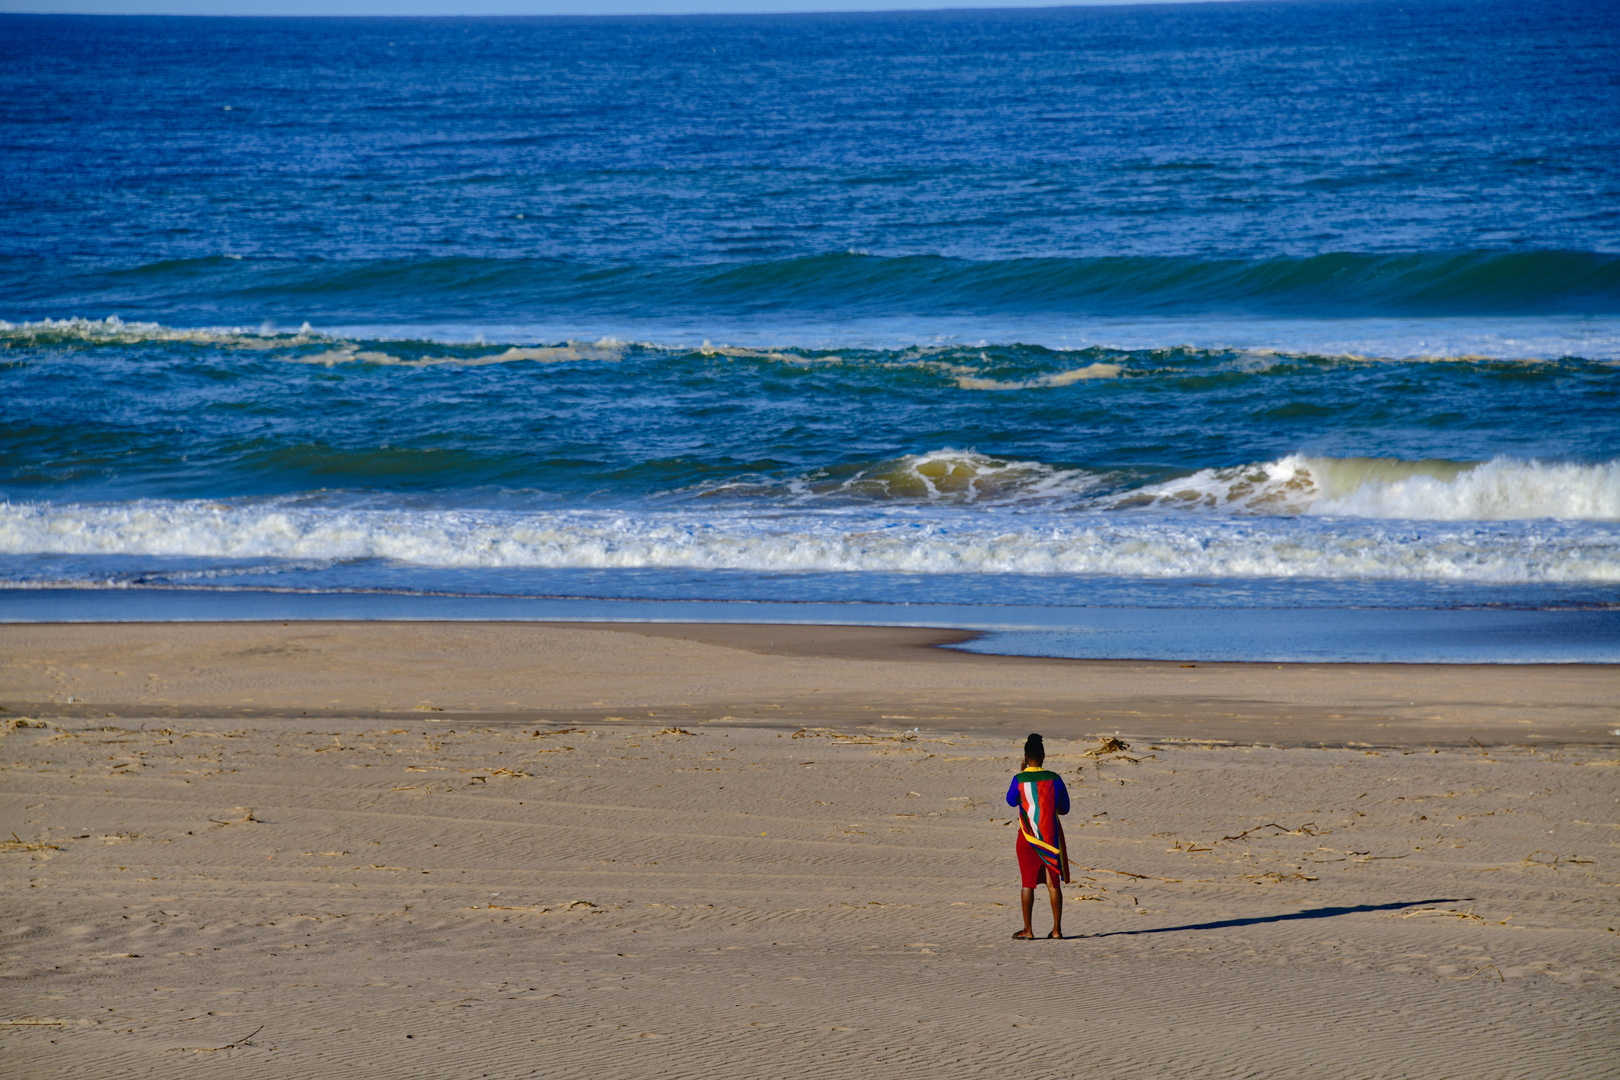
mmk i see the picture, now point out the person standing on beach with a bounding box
[1007,733,1070,939]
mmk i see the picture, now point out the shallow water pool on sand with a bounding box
[5,588,1617,664]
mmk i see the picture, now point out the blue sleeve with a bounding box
[1054,775,1070,815]
[1006,777,1020,808]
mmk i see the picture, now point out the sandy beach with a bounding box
[11,4,1620,1078]
[2,621,1617,1078]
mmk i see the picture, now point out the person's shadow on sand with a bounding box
[1073,899,1472,939]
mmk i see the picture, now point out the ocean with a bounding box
[3,2,1618,661]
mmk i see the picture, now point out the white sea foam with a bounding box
[0,317,628,365]
[2,499,1615,583]
[1311,457,1620,520]
[0,315,317,347]
[10,314,1617,367]
[954,362,1122,390]
[701,450,1620,520]
[188,314,1620,360]
[286,342,626,367]
[1123,455,1620,521]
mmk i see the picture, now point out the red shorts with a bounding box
[1016,834,1049,888]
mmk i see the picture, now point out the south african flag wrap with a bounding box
[1016,769,1070,884]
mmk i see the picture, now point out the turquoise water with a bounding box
[2,5,1617,658]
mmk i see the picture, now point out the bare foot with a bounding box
[1047,930,1063,939]
[1012,929,1035,940]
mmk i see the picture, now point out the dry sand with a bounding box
[1,621,1617,1078]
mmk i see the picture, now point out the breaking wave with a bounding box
[694,450,1103,507]
[698,451,1620,520]
[1122,455,1620,521]
[2,495,1616,584]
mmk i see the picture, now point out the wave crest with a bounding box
[14,250,1620,320]
[698,452,1620,520]
[697,450,1100,506]
[0,315,317,347]
[0,317,632,366]
[1122,455,1620,521]
[1,499,1614,583]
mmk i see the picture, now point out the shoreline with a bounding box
[5,620,1616,748]
[5,588,1619,664]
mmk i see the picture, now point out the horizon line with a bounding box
[0,0,1332,19]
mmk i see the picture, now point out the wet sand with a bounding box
[3,620,1618,745]
[1,622,1616,1078]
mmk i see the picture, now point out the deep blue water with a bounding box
[2,4,1617,658]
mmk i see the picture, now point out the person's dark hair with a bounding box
[1023,732,1045,766]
